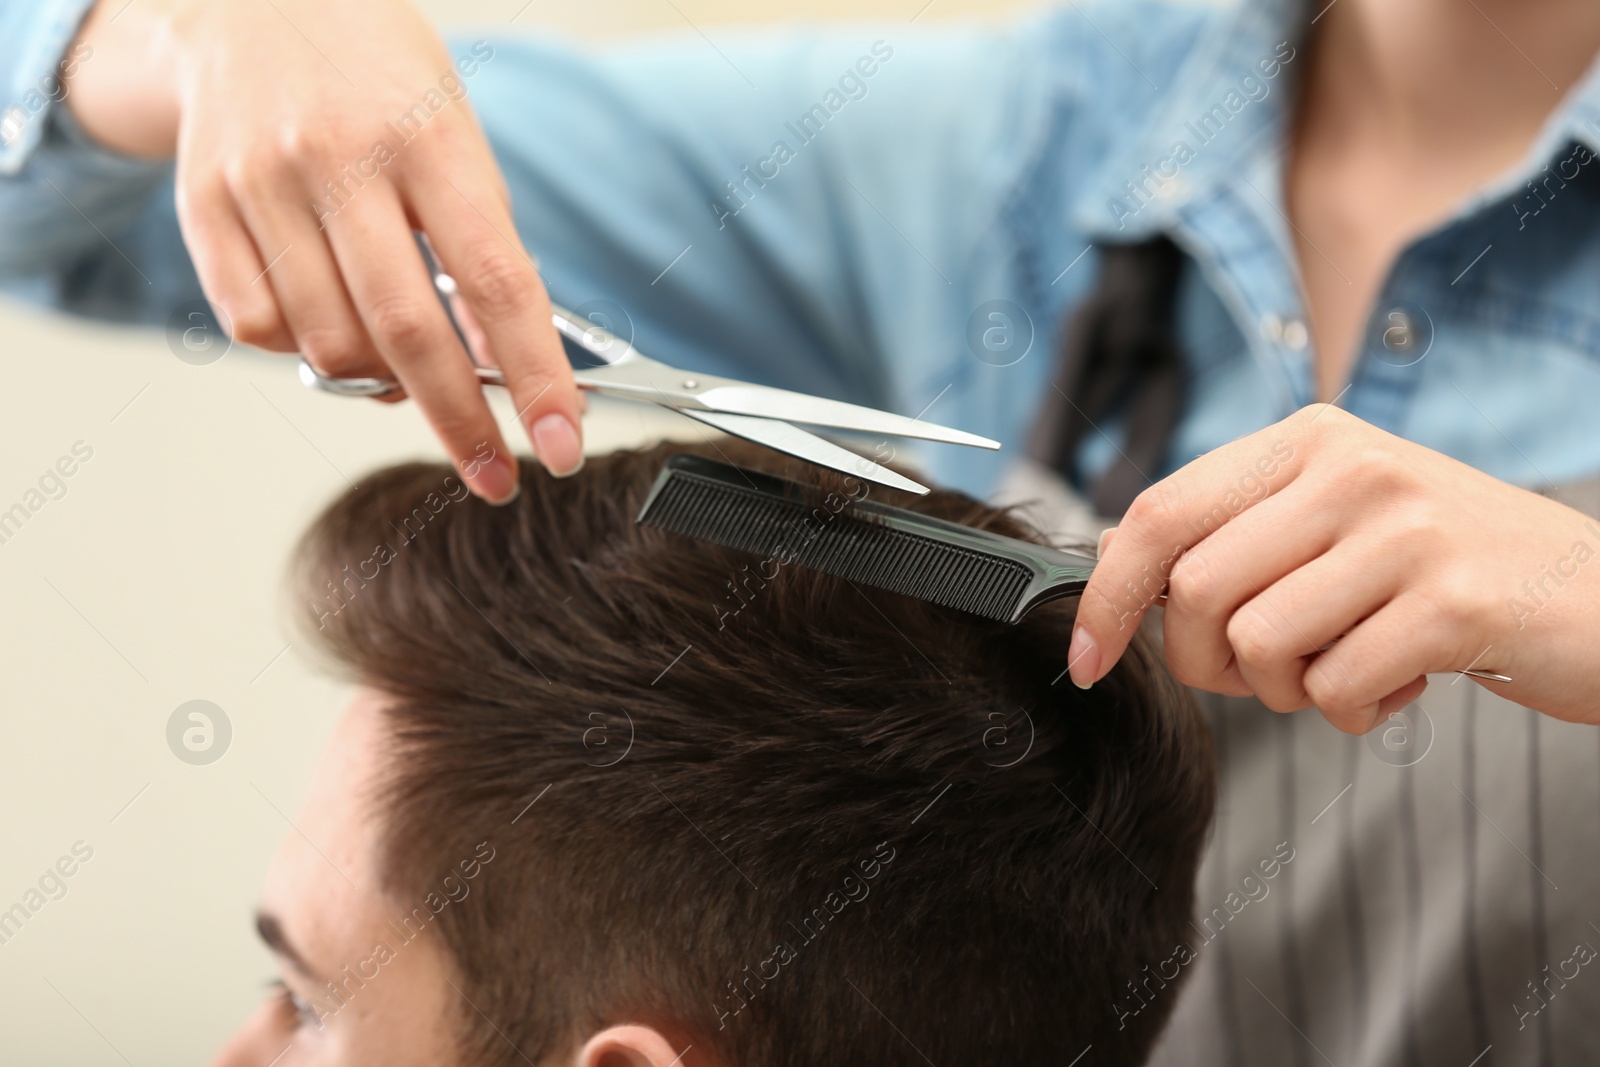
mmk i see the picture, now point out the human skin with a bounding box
[209,687,696,1067]
[1289,0,1600,398]
[64,0,585,503]
[207,687,462,1065]
[1071,0,1600,726]
[1072,405,1600,732]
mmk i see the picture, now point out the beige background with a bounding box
[0,0,1036,1062]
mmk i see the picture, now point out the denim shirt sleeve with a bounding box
[0,0,182,312]
[1,13,1055,412]
[0,0,97,174]
[455,24,1053,415]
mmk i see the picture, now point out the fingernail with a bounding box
[1068,626,1100,690]
[531,413,583,477]
[472,453,520,506]
[1096,526,1118,559]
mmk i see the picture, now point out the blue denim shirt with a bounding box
[3,0,1599,502]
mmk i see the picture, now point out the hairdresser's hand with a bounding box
[1070,405,1600,732]
[65,0,583,500]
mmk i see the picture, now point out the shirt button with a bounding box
[1281,319,1309,350]
[0,105,26,146]
[1155,176,1187,201]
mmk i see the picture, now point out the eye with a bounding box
[270,979,325,1031]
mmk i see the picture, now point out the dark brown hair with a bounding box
[289,438,1215,1067]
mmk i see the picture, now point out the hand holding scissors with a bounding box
[300,239,999,496]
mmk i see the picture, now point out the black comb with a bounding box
[635,454,1098,624]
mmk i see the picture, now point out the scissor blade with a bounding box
[692,385,999,450]
[675,410,931,496]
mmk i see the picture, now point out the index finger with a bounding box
[1068,417,1311,687]
[323,190,521,503]
[411,164,585,478]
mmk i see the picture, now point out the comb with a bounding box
[635,454,1098,624]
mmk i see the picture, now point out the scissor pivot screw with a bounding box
[683,379,699,389]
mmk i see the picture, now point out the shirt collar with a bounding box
[1068,0,1600,243]
[1067,0,1310,242]
[1384,44,1600,226]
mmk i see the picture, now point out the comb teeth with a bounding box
[638,468,1034,623]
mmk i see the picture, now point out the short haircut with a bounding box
[290,438,1216,1066]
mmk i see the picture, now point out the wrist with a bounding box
[1495,500,1600,723]
[64,0,190,158]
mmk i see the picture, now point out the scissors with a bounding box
[295,241,999,495]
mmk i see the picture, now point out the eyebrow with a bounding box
[256,910,316,978]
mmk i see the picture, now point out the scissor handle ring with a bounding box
[296,359,398,398]
[296,358,507,398]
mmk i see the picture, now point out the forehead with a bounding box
[259,689,404,975]
[264,690,387,889]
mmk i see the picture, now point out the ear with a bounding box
[570,1024,691,1067]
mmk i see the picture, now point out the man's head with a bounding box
[212,439,1215,1067]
